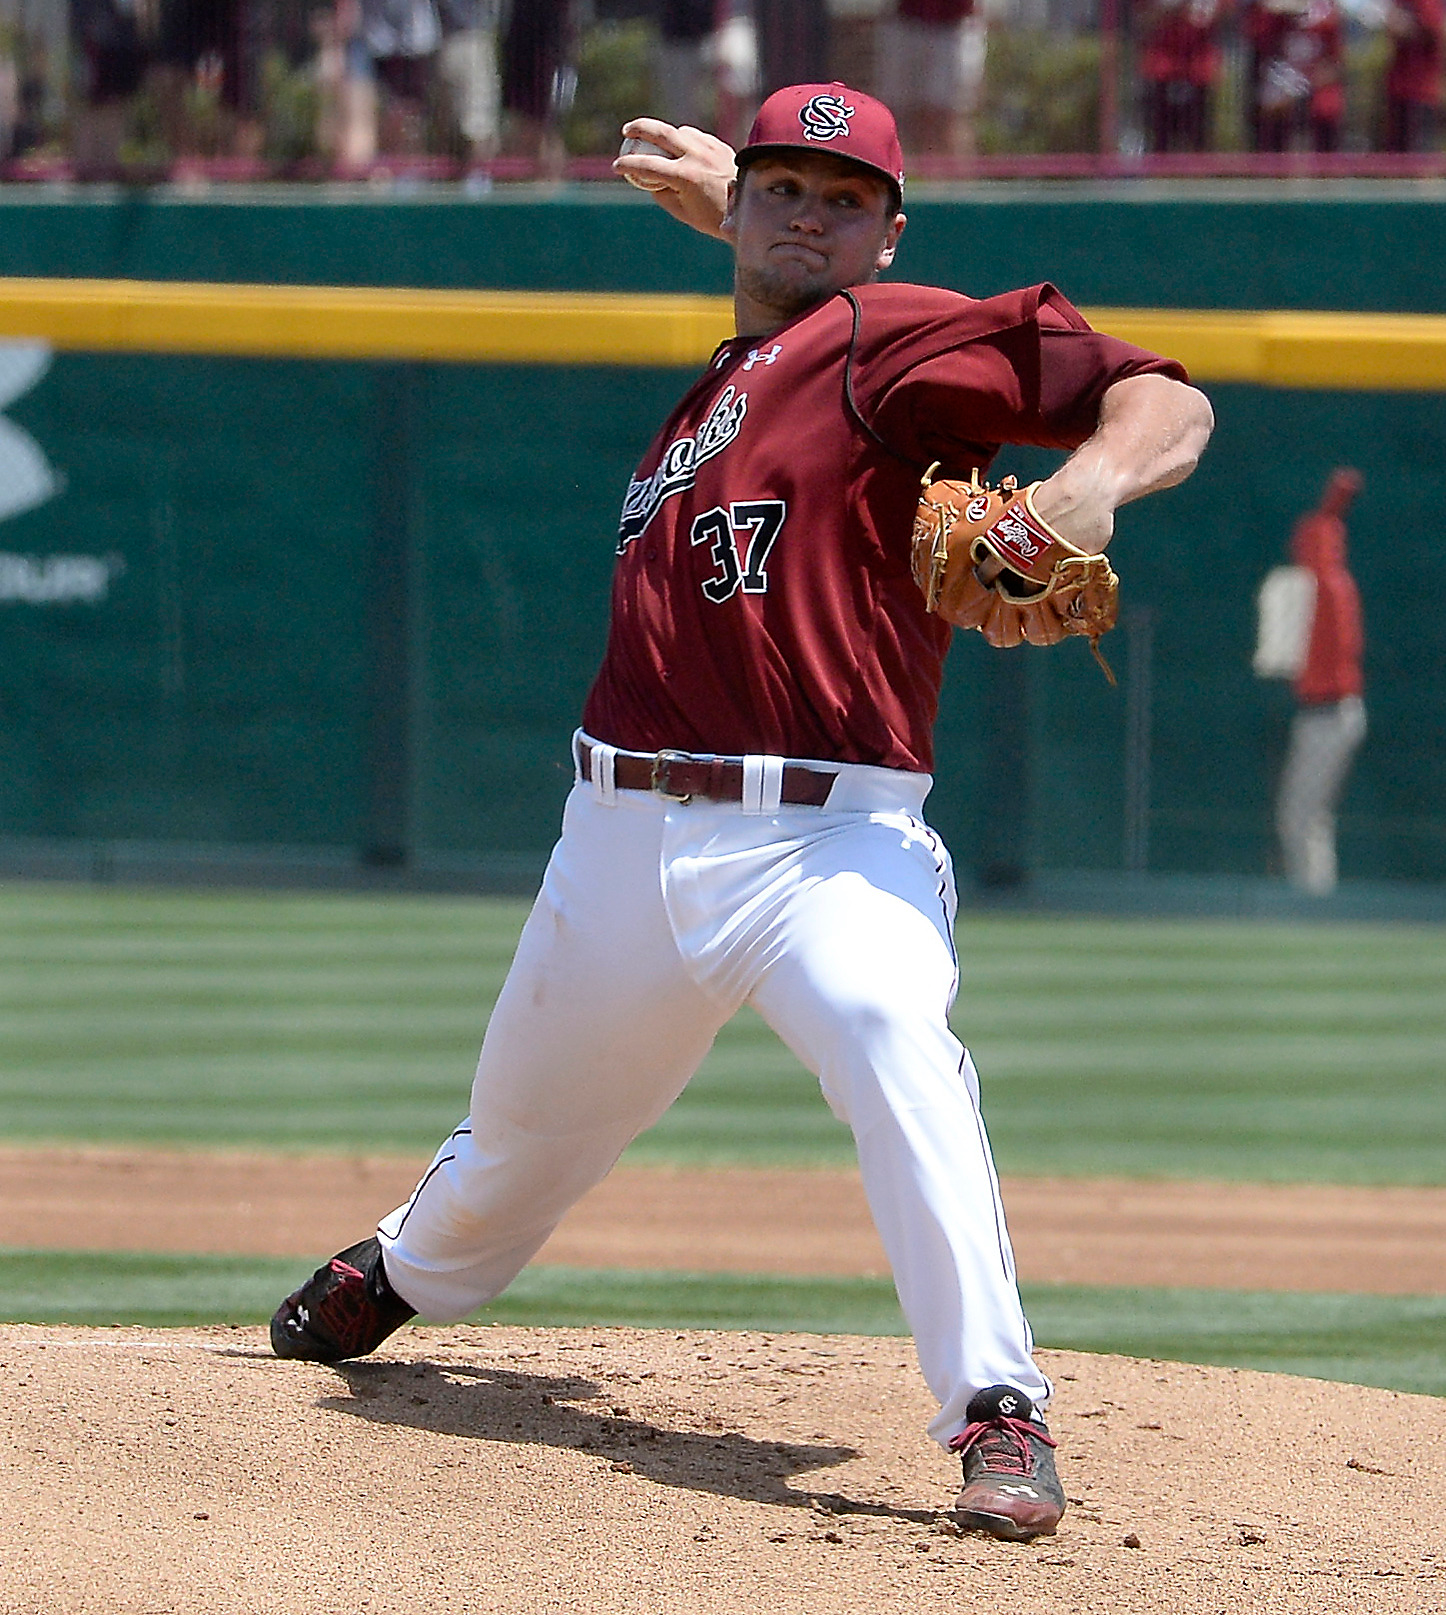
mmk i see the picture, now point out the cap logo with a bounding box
[799,93,855,143]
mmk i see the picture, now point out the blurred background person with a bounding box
[1380,0,1442,150]
[711,0,760,145]
[1247,0,1345,151]
[315,0,379,173]
[753,0,828,91]
[656,0,717,129]
[0,21,17,164]
[1137,0,1228,151]
[362,0,443,156]
[500,0,573,174]
[437,0,502,171]
[877,0,984,156]
[69,0,152,179]
[0,6,56,168]
[828,0,884,92]
[151,0,262,161]
[1253,468,1367,895]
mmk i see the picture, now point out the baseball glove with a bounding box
[911,466,1120,682]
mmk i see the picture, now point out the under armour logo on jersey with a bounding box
[742,345,782,371]
[799,93,855,142]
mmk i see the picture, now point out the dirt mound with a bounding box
[4,1324,1441,1614]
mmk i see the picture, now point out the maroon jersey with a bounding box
[582,282,1186,773]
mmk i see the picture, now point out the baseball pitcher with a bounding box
[270,83,1214,1542]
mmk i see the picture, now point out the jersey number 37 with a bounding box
[689,500,786,604]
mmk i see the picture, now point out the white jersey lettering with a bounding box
[616,385,748,554]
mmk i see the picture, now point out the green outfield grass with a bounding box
[3,882,1444,1183]
[1,1251,1441,1397]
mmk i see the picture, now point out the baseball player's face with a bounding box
[724,154,906,336]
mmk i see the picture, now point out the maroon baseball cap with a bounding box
[736,83,905,203]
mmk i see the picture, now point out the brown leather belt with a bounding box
[580,742,837,807]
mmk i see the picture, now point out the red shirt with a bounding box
[582,282,1186,773]
[1138,0,1226,87]
[1387,0,1443,105]
[1291,511,1364,704]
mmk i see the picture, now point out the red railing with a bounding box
[4,149,1444,186]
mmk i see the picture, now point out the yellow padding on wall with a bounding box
[1082,307,1446,392]
[0,278,734,366]
[0,276,1444,389]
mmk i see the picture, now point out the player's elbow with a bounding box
[1133,378,1214,493]
[1180,383,1215,460]
[1162,384,1215,486]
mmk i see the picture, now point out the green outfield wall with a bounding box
[0,187,1443,886]
[0,183,1442,310]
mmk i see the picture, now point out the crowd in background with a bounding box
[0,0,1440,181]
[1140,0,1441,153]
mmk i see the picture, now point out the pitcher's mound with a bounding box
[3,1323,1440,1614]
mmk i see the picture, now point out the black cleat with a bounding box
[950,1385,1066,1541]
[270,1238,416,1363]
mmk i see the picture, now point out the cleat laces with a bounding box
[949,1412,1057,1476]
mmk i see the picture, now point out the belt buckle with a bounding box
[650,749,694,803]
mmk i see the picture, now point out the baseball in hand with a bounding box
[618,136,671,191]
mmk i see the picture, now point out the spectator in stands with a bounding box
[753,0,829,92]
[1247,0,1345,152]
[362,0,443,156]
[152,0,262,160]
[0,28,17,164]
[437,0,502,170]
[877,0,984,157]
[315,0,379,173]
[656,0,717,130]
[712,0,760,147]
[1381,0,1443,150]
[316,0,443,172]
[500,0,573,175]
[69,0,151,180]
[1137,0,1227,152]
[0,22,45,167]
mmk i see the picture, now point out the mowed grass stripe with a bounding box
[1,1250,1441,1398]
[2,885,1443,1182]
[10,983,1436,1033]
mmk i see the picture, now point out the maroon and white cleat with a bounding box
[270,1238,416,1363]
[950,1384,1066,1541]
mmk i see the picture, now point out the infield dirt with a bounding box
[4,1146,1445,1293]
[6,1150,1445,1611]
[4,1323,1444,1614]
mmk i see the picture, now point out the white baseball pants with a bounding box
[1277,695,1367,895]
[379,739,1049,1444]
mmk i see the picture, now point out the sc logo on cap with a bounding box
[799,93,855,142]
